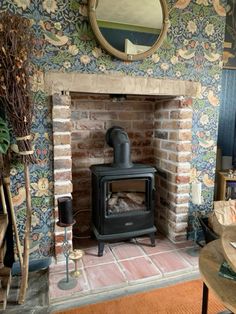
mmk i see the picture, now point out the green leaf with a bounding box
[69,0,81,11]
[75,21,94,41]
[0,117,10,154]
[44,31,61,43]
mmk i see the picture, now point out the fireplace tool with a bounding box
[57,197,77,290]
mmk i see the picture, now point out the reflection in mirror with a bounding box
[88,0,169,61]
[96,0,163,54]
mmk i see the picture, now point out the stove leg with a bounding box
[98,241,104,257]
[149,232,156,247]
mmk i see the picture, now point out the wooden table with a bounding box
[221,224,236,272]
[199,239,236,314]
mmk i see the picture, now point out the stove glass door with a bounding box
[105,178,149,216]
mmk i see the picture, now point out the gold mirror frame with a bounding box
[88,0,170,61]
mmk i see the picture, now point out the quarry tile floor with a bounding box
[4,233,201,313]
[49,233,200,311]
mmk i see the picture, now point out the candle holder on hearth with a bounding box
[57,197,77,290]
[69,249,84,278]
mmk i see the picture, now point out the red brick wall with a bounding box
[52,92,193,259]
[70,93,156,238]
[153,98,192,242]
[52,93,73,260]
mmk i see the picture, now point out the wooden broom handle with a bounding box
[18,164,32,304]
[0,178,7,215]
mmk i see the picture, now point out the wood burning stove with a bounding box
[90,126,156,256]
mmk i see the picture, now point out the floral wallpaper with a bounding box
[0,0,227,258]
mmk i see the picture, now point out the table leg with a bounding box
[202,282,209,314]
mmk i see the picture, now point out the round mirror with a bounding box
[88,0,169,61]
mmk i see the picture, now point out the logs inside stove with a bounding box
[90,126,156,256]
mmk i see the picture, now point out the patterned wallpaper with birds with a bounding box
[0,0,227,258]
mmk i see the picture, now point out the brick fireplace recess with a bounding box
[45,73,200,259]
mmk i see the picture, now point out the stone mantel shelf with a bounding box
[45,72,201,97]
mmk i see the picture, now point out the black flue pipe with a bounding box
[105,126,133,168]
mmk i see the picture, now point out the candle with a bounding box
[192,182,202,205]
[58,197,74,225]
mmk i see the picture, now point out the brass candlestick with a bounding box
[69,249,84,278]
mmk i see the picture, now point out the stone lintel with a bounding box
[45,72,201,98]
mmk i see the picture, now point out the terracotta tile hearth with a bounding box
[49,234,199,305]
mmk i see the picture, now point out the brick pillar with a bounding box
[52,92,73,260]
[154,97,193,242]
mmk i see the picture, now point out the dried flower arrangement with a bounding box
[0,12,34,163]
[0,12,35,304]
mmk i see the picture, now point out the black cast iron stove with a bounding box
[90,126,156,256]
